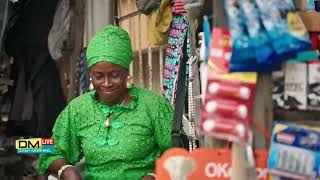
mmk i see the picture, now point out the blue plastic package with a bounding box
[307,0,315,10]
[225,0,259,72]
[255,0,311,59]
[268,122,320,180]
[203,15,212,61]
[275,0,311,50]
[238,0,281,70]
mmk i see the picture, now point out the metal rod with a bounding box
[159,46,164,91]
[128,0,133,78]
[117,0,121,17]
[138,13,143,86]
[148,45,152,90]
[118,11,140,22]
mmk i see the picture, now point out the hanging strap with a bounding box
[172,32,189,147]
[250,118,271,141]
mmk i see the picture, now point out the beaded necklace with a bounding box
[187,56,197,152]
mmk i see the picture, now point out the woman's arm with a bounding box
[154,98,174,152]
[38,104,82,179]
[46,159,81,179]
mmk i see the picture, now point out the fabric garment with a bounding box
[38,86,173,180]
[86,25,132,69]
[4,0,66,137]
[48,0,73,60]
[182,0,204,22]
[173,0,187,14]
[147,0,172,45]
[163,14,190,104]
[79,47,90,94]
[136,0,160,15]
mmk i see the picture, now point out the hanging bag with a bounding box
[171,32,190,149]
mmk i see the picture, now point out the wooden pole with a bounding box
[252,75,273,149]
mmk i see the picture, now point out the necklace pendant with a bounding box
[104,119,110,127]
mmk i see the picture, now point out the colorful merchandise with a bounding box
[200,72,257,143]
[202,15,211,61]
[225,0,258,72]
[163,14,190,104]
[268,122,320,180]
[208,28,232,73]
[255,0,310,58]
[238,0,278,68]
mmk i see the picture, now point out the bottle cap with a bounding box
[237,105,248,119]
[239,86,250,100]
[208,82,219,94]
[203,119,215,132]
[236,124,245,137]
[205,101,217,113]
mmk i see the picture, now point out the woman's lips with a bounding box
[100,89,117,95]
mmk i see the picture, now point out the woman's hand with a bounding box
[142,175,155,180]
[61,167,82,180]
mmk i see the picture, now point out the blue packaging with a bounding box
[268,122,320,180]
[255,0,311,59]
[225,0,258,72]
[238,0,277,65]
[307,0,315,10]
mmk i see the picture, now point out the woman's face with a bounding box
[90,62,128,105]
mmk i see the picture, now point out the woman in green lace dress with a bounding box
[38,25,173,180]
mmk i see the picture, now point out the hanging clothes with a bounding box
[172,0,187,14]
[4,0,66,137]
[163,13,190,104]
[79,47,90,94]
[48,0,73,61]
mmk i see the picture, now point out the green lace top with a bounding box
[38,87,173,179]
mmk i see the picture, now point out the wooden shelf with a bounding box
[274,107,320,122]
[298,11,320,32]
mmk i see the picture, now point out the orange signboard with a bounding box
[156,148,269,180]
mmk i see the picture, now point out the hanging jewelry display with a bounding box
[187,56,197,152]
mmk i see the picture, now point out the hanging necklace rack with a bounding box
[187,56,197,152]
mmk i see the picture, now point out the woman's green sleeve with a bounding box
[154,98,173,153]
[38,105,81,174]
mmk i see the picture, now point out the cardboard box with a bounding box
[294,0,314,11]
[307,63,320,110]
[298,11,320,32]
[284,63,308,110]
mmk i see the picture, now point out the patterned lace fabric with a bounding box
[163,14,190,104]
[38,86,173,180]
[86,25,132,69]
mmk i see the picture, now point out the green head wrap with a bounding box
[86,25,132,69]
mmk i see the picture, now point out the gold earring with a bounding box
[89,78,94,90]
[126,76,132,88]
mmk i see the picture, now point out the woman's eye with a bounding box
[93,74,103,80]
[111,72,121,78]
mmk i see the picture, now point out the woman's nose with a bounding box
[102,76,112,87]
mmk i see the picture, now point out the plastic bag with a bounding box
[255,0,310,59]
[225,0,258,72]
[238,0,281,71]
